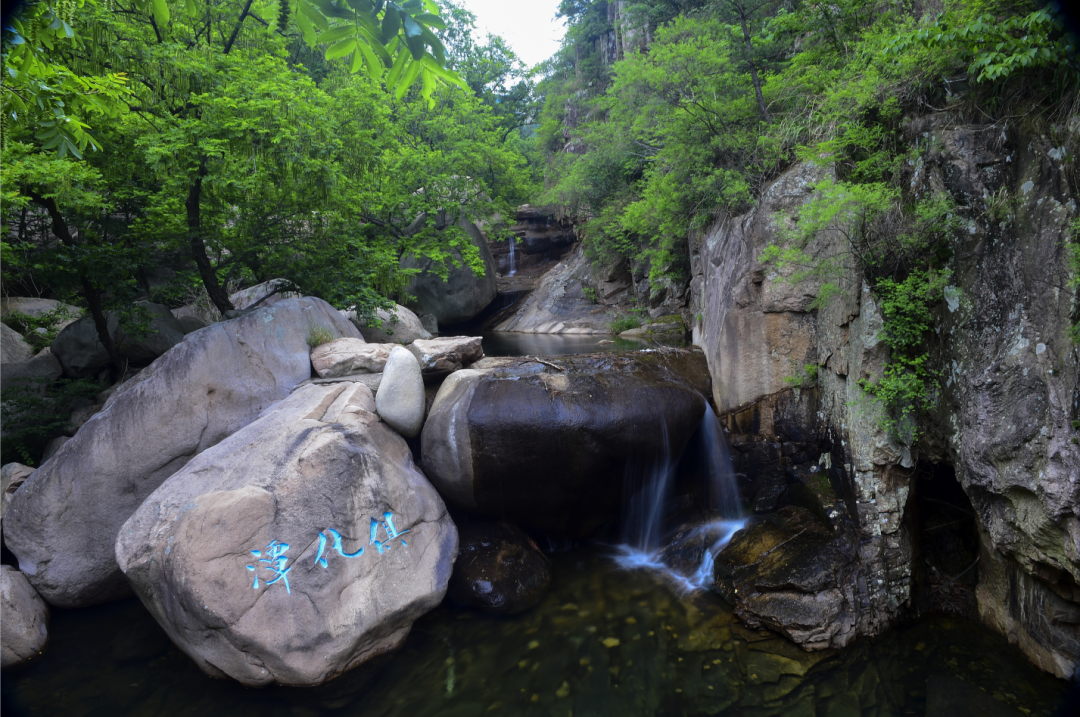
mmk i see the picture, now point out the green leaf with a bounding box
[151,0,170,26]
[381,5,400,44]
[402,13,421,38]
[395,58,422,99]
[406,34,424,60]
[420,66,435,107]
[326,37,357,60]
[296,10,318,47]
[355,39,383,80]
[318,25,355,44]
[357,27,393,67]
[412,13,445,29]
[299,0,330,32]
[421,53,469,91]
[385,47,409,88]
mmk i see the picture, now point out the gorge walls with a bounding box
[693,117,1080,678]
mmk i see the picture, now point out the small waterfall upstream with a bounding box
[508,234,516,276]
[613,404,746,592]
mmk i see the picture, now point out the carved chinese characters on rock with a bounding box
[246,512,410,595]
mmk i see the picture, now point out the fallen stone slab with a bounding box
[116,381,457,687]
[407,336,483,376]
[3,298,359,608]
[311,338,398,378]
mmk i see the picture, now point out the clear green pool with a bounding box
[1,547,1072,716]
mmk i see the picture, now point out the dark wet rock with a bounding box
[448,522,552,614]
[716,507,859,650]
[402,218,497,325]
[4,298,359,608]
[422,358,706,538]
[116,381,457,687]
[1,565,49,668]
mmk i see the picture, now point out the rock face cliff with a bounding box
[694,118,1080,678]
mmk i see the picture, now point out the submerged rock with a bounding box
[3,298,359,608]
[116,381,457,687]
[715,507,858,650]
[448,522,552,614]
[1,565,49,668]
[375,346,425,438]
[422,360,706,537]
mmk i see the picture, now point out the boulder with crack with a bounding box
[116,381,457,687]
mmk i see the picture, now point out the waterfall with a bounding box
[613,403,745,592]
[508,235,516,276]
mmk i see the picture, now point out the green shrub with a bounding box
[0,377,103,466]
[582,286,598,304]
[610,315,641,334]
[307,323,335,348]
[784,363,819,389]
[1,305,79,353]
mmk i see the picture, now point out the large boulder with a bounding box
[228,278,300,311]
[347,303,432,344]
[0,297,81,332]
[375,346,425,438]
[3,298,359,608]
[0,347,63,393]
[448,522,552,614]
[1,565,49,668]
[50,313,118,377]
[421,362,707,537]
[402,218,497,325]
[119,301,186,364]
[407,336,483,377]
[1,322,34,364]
[311,338,397,378]
[116,381,457,687]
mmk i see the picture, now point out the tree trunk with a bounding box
[186,160,235,316]
[25,189,125,371]
[736,4,771,124]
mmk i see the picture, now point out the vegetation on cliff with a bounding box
[535,0,1079,435]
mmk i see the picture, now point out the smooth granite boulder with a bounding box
[0,297,81,331]
[3,298,359,608]
[348,304,432,345]
[1,565,49,668]
[177,315,206,334]
[116,381,457,687]
[50,314,118,377]
[311,338,397,378]
[375,346,425,438]
[0,347,63,392]
[119,301,186,364]
[401,218,497,325]
[448,522,551,615]
[407,336,483,377]
[1,322,34,364]
[422,363,706,537]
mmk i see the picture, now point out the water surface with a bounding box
[3,548,1071,717]
[480,332,680,357]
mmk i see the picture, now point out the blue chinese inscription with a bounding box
[246,512,408,596]
[246,540,292,594]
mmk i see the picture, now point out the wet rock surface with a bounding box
[1,548,1070,716]
[421,351,708,538]
[448,522,552,615]
[3,298,359,608]
[116,381,457,687]
[1,565,49,668]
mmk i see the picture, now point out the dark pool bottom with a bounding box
[2,548,1072,717]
